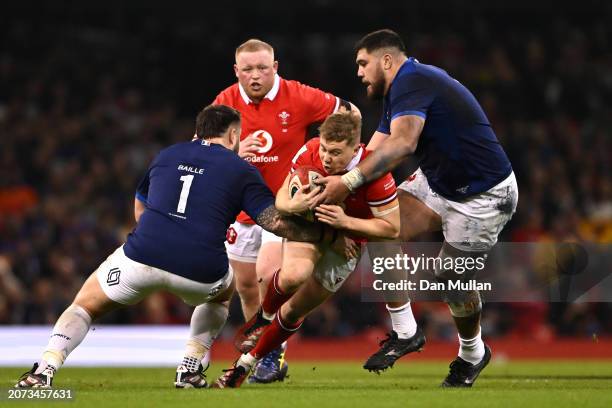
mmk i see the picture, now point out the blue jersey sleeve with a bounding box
[389,72,434,121]
[135,169,151,203]
[376,100,391,135]
[240,165,275,221]
[135,153,162,203]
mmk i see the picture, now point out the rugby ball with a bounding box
[288,165,324,221]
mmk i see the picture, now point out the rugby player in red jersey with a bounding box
[214,112,400,388]
[212,39,360,382]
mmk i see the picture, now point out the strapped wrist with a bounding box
[341,168,365,192]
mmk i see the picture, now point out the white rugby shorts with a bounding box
[96,246,233,306]
[313,250,358,293]
[398,169,518,252]
[224,222,283,263]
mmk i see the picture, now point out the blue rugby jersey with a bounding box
[123,140,274,283]
[377,57,512,200]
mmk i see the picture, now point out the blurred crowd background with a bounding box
[1,1,610,341]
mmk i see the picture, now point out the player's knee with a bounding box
[277,272,307,294]
[235,278,258,300]
[433,245,483,317]
[446,291,482,317]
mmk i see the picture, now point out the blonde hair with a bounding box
[235,39,274,59]
[319,112,362,146]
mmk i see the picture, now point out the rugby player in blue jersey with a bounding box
[316,29,518,387]
[15,105,355,389]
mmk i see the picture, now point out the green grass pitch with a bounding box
[2,361,612,408]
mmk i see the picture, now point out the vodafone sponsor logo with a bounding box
[252,130,273,153]
[247,156,279,163]
[247,129,279,163]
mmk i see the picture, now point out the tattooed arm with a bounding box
[255,204,360,259]
[255,204,328,242]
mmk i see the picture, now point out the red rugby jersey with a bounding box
[214,75,339,224]
[291,138,397,240]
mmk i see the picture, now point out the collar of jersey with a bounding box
[344,146,364,172]
[238,74,281,105]
[388,57,417,95]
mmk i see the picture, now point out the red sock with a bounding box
[261,269,293,316]
[251,312,302,359]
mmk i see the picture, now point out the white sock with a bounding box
[386,302,417,339]
[458,329,485,365]
[238,353,258,369]
[37,304,92,374]
[262,310,275,321]
[201,350,211,370]
[182,302,228,372]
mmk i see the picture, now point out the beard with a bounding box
[366,76,386,100]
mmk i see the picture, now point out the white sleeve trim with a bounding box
[291,144,309,164]
[332,96,340,113]
[367,192,398,206]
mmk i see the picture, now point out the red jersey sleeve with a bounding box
[290,138,319,173]
[366,173,398,207]
[213,92,228,105]
[293,82,339,124]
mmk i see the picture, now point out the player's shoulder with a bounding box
[213,83,241,106]
[281,78,331,97]
[158,141,192,157]
[305,137,321,150]
[301,137,321,157]
[291,137,319,165]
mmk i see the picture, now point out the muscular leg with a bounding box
[230,259,259,321]
[363,190,442,372]
[230,242,321,385]
[39,271,121,373]
[178,279,234,383]
[398,190,442,242]
[383,191,441,330]
[261,241,321,319]
[250,276,332,359]
[222,275,333,388]
[436,241,486,364]
[280,275,333,325]
[256,241,283,299]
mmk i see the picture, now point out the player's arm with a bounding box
[275,173,321,215]
[314,116,424,204]
[133,165,153,223]
[315,198,400,240]
[242,165,340,244]
[134,198,145,223]
[359,115,424,183]
[365,130,390,150]
[256,206,359,259]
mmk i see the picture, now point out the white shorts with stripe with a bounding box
[224,222,283,263]
[96,246,233,306]
[398,169,518,252]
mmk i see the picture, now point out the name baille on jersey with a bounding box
[214,74,340,224]
[177,164,204,175]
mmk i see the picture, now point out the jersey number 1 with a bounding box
[177,175,194,213]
